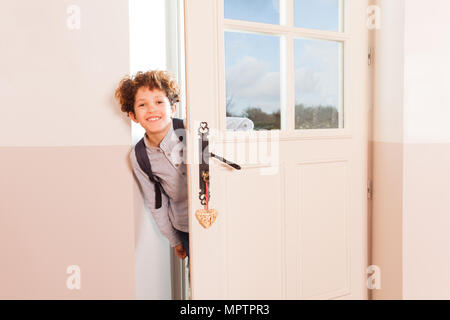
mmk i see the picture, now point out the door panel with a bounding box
[296,160,349,298]
[222,166,284,299]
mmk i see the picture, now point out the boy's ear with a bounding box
[129,111,138,123]
[170,104,177,118]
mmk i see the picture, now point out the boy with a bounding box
[115,70,189,260]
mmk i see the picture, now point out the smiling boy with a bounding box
[115,70,189,260]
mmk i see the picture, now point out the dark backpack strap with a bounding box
[172,117,185,143]
[135,138,163,209]
[135,119,186,209]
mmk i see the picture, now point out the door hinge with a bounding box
[368,47,373,66]
[367,179,373,199]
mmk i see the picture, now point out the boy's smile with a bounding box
[129,87,176,146]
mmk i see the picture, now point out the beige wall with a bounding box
[372,0,450,299]
[0,0,135,298]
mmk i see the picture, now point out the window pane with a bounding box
[294,0,341,32]
[225,31,280,131]
[294,38,343,129]
[224,0,280,25]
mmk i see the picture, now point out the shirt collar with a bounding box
[144,121,177,153]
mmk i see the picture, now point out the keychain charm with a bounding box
[195,209,218,229]
[195,171,218,228]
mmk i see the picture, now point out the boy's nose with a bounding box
[147,103,158,112]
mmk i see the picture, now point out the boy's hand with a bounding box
[174,243,186,259]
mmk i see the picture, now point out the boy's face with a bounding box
[129,87,176,134]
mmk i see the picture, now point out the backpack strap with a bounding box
[172,117,185,143]
[135,138,164,209]
[134,118,185,209]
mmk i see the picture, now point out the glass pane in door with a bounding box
[225,31,281,130]
[294,0,342,32]
[294,37,343,129]
[224,0,280,25]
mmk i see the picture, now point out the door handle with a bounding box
[197,122,241,206]
[210,152,241,170]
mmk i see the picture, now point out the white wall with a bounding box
[129,0,172,300]
[403,0,450,144]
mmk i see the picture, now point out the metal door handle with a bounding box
[197,121,241,206]
[210,152,241,170]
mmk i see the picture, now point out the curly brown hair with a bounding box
[115,70,180,117]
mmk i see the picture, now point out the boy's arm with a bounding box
[130,150,182,248]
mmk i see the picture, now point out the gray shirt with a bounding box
[129,120,188,247]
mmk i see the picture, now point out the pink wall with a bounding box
[403,144,450,298]
[0,147,135,299]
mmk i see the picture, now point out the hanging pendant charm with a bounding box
[195,208,218,229]
[196,166,218,228]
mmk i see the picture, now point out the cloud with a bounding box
[294,41,340,107]
[226,56,268,90]
[295,68,320,93]
[226,56,280,113]
[272,0,280,13]
[225,41,341,114]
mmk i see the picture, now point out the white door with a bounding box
[184,0,369,299]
